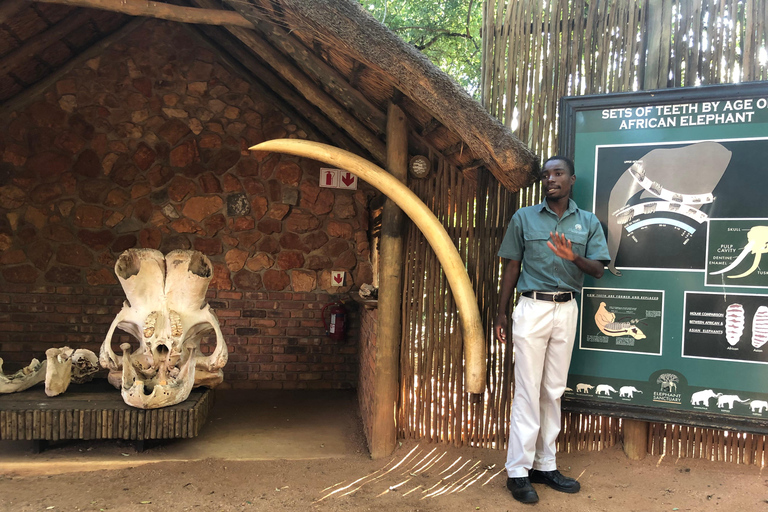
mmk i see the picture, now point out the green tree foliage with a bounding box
[361,0,482,96]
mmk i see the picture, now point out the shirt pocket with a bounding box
[523,230,553,264]
[568,231,589,258]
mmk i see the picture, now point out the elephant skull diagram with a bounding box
[100,249,228,409]
[711,225,768,279]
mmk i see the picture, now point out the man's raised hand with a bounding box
[547,231,576,261]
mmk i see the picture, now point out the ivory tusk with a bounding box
[250,140,486,394]
[711,241,753,275]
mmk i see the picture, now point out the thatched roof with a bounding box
[0,0,539,191]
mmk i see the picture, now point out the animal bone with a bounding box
[44,347,74,397]
[71,349,99,384]
[0,347,98,396]
[119,341,197,409]
[0,357,46,393]
[100,249,228,409]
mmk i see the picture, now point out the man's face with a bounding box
[541,159,575,200]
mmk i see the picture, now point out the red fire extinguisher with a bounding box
[322,301,347,341]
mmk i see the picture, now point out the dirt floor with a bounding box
[1,437,767,512]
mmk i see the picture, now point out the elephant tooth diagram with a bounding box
[753,306,768,348]
[725,303,745,346]
[594,302,646,339]
[605,142,730,276]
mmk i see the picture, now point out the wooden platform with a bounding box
[0,379,214,442]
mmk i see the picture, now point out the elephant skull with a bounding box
[100,249,228,409]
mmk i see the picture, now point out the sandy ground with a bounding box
[1,437,767,512]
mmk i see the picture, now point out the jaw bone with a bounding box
[0,348,99,396]
[100,249,228,409]
[0,357,47,393]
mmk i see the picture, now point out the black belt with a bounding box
[522,291,574,303]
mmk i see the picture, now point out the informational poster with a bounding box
[580,288,663,355]
[683,292,768,364]
[560,83,768,430]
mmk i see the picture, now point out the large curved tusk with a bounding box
[711,241,753,275]
[250,139,486,394]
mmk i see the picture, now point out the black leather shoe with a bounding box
[506,477,539,504]
[529,469,580,493]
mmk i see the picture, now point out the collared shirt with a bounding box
[498,199,610,293]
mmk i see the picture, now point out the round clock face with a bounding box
[409,155,430,178]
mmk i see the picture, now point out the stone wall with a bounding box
[0,20,374,389]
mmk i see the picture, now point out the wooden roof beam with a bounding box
[210,0,388,135]
[209,25,387,164]
[196,24,369,159]
[420,118,442,138]
[30,0,253,28]
[0,0,27,25]
[0,9,93,77]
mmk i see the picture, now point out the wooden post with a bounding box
[370,102,408,459]
[623,419,649,460]
[643,0,664,90]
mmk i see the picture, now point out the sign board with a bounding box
[320,168,339,188]
[331,270,345,286]
[319,168,358,190]
[559,82,768,432]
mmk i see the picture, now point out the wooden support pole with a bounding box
[623,419,649,460]
[370,102,408,459]
[643,0,663,90]
[31,0,253,28]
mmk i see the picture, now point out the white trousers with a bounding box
[505,295,578,478]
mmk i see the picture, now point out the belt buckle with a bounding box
[553,292,569,302]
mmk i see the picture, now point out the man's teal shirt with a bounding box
[498,199,610,293]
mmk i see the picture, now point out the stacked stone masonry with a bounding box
[0,20,374,389]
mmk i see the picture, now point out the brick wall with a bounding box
[357,305,377,447]
[0,20,374,389]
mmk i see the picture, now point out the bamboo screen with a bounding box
[481,0,768,160]
[398,154,518,448]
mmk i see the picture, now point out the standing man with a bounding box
[495,156,610,504]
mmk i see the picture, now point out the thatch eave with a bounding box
[227,0,540,191]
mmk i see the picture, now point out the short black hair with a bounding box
[544,156,575,176]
